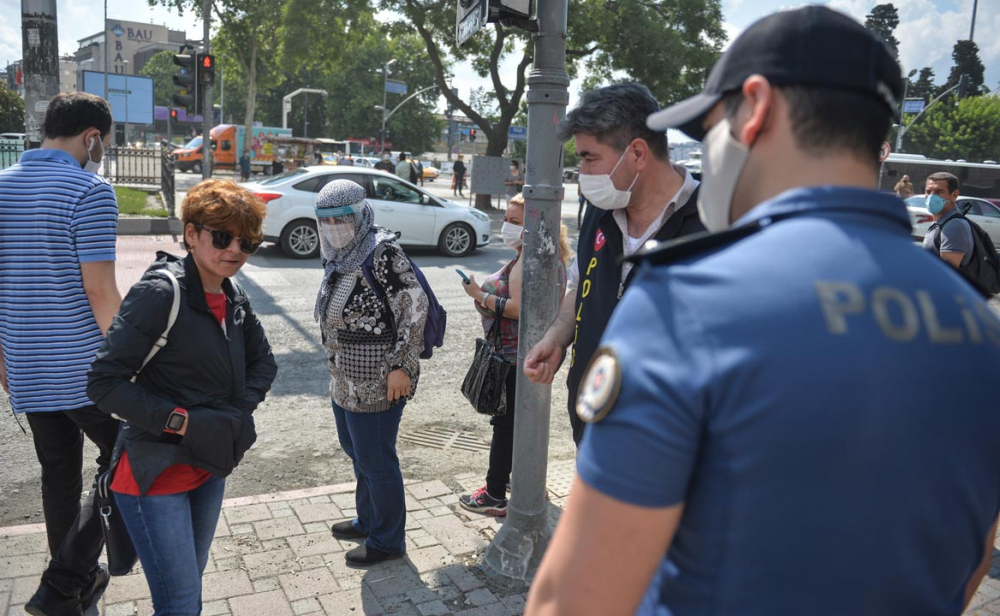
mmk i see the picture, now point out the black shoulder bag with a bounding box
[461,297,511,416]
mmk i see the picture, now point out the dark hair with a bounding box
[557,83,669,161]
[511,160,519,168]
[723,85,891,166]
[927,172,959,193]
[42,93,113,140]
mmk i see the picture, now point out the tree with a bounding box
[905,95,1000,162]
[140,50,179,107]
[0,84,24,134]
[381,0,725,209]
[942,40,986,97]
[864,3,899,58]
[908,67,936,102]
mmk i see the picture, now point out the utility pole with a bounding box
[21,0,59,146]
[970,0,978,42]
[481,0,569,588]
[201,0,212,179]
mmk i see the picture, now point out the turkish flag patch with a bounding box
[594,230,606,252]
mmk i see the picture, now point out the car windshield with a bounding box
[259,168,310,185]
[182,136,202,150]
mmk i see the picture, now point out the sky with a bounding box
[0,0,995,143]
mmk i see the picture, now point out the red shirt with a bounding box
[111,291,227,496]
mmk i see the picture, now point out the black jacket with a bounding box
[88,252,278,494]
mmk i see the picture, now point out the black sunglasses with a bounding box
[194,223,261,255]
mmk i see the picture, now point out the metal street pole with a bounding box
[201,0,212,180]
[304,92,308,138]
[103,0,108,110]
[380,59,397,153]
[482,0,569,588]
[21,0,60,146]
[895,68,917,152]
[970,0,978,42]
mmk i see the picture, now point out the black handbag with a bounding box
[96,467,138,576]
[461,297,512,416]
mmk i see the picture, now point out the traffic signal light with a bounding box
[198,54,216,87]
[470,129,477,142]
[172,51,198,115]
[170,109,178,121]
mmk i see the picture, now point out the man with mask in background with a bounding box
[375,151,396,173]
[0,92,122,616]
[523,83,704,446]
[526,7,1000,615]
[922,171,971,269]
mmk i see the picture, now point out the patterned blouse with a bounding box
[319,243,429,412]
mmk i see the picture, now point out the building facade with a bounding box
[74,19,188,78]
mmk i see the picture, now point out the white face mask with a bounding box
[501,221,523,249]
[321,220,355,249]
[578,148,639,211]
[84,136,103,174]
[698,118,750,232]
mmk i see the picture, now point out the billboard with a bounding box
[81,71,154,125]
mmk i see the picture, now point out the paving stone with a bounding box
[440,565,484,592]
[412,510,433,520]
[262,538,289,551]
[230,524,254,535]
[280,567,339,601]
[499,594,525,615]
[229,589,292,616]
[291,596,323,615]
[10,576,37,604]
[416,600,450,616]
[429,506,453,517]
[211,535,265,558]
[203,599,230,616]
[408,480,452,500]
[434,584,463,602]
[327,555,365,587]
[405,494,425,512]
[308,496,331,504]
[103,573,152,604]
[420,515,488,556]
[453,603,508,616]
[419,498,443,509]
[364,562,425,599]
[456,476,485,492]
[466,588,498,607]
[294,503,343,525]
[342,509,358,519]
[213,556,242,572]
[304,522,330,534]
[201,570,255,602]
[0,580,10,593]
[405,518,422,532]
[318,587,383,616]
[273,508,296,519]
[413,534,441,548]
[0,593,9,616]
[269,501,292,511]
[406,545,456,574]
[254,517,306,540]
[214,515,232,538]
[298,555,330,569]
[406,587,440,605]
[136,599,153,616]
[0,534,47,557]
[438,494,460,506]
[0,553,48,579]
[8,604,24,616]
[331,493,357,509]
[225,504,272,525]
[252,576,284,592]
[104,602,136,616]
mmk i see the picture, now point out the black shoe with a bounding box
[80,565,109,614]
[344,544,404,567]
[25,582,83,616]
[331,520,367,541]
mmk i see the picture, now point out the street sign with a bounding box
[879,141,891,162]
[903,98,925,114]
[385,80,408,95]
[456,0,488,47]
[508,126,527,141]
[283,99,292,113]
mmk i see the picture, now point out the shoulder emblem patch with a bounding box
[576,346,622,424]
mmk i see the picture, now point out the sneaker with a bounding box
[459,486,507,517]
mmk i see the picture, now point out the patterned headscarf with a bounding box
[314,179,396,322]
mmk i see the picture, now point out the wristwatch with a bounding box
[164,408,188,433]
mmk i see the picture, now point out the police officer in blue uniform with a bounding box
[527,7,1000,616]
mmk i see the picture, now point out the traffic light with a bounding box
[170,109,178,121]
[470,129,477,142]
[198,54,216,88]
[172,50,198,115]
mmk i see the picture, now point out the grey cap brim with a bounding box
[647,91,722,142]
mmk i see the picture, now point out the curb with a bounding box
[118,217,182,236]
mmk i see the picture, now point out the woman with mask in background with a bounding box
[314,180,428,566]
[458,193,571,516]
[503,160,524,207]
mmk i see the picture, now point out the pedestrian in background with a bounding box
[503,160,524,206]
[88,179,277,615]
[414,158,425,186]
[239,149,252,182]
[453,154,467,197]
[0,92,121,616]
[922,171,971,270]
[396,153,412,182]
[314,180,428,566]
[458,193,570,516]
[528,7,1000,615]
[894,173,913,198]
[375,152,395,173]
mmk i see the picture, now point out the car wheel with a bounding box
[192,161,203,174]
[280,219,320,259]
[438,222,475,257]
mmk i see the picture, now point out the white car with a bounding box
[906,195,1000,246]
[246,166,492,258]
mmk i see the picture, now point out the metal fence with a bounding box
[101,145,161,190]
[0,139,25,171]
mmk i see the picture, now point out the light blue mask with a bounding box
[926,194,947,215]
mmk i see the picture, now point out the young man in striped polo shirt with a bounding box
[0,92,123,616]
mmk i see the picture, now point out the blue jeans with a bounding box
[114,475,225,615]
[332,400,406,554]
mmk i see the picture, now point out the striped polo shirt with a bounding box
[0,148,118,414]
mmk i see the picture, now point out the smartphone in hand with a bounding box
[455,269,471,284]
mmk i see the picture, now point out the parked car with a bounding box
[906,194,1000,246]
[352,156,381,168]
[244,166,493,258]
[563,167,580,182]
[421,161,440,181]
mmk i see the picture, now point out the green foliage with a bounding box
[563,138,580,167]
[115,187,168,217]
[0,84,24,133]
[864,3,899,57]
[140,50,178,107]
[908,67,936,102]
[943,40,986,97]
[906,95,1000,162]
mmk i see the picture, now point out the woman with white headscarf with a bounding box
[313,179,428,566]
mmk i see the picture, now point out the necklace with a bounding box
[205,285,223,294]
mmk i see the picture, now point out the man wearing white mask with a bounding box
[523,82,704,446]
[0,92,122,615]
[527,7,1000,615]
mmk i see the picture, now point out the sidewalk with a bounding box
[0,462,576,616]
